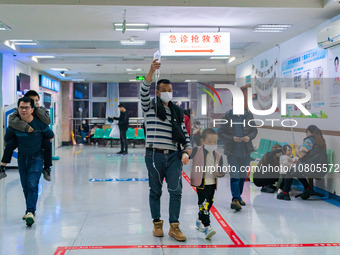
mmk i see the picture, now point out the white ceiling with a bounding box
[0,0,339,83]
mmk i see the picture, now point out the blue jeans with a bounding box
[18,153,43,214]
[227,155,251,202]
[80,131,88,144]
[145,150,183,223]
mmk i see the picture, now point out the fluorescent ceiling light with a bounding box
[113,23,149,31]
[199,68,216,72]
[9,39,34,42]
[210,57,230,59]
[126,68,143,72]
[185,80,198,82]
[34,55,55,59]
[50,68,70,71]
[120,39,146,45]
[253,30,284,33]
[14,42,38,45]
[72,79,85,82]
[253,24,292,32]
[257,24,292,28]
[8,40,38,46]
[129,79,139,82]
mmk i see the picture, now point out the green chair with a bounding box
[92,128,104,145]
[261,139,271,155]
[251,139,270,159]
[126,128,136,148]
[126,128,136,139]
[250,138,265,159]
[103,128,112,139]
[92,128,104,139]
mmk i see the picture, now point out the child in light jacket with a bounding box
[190,128,224,239]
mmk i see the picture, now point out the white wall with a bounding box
[1,54,63,148]
[236,14,340,195]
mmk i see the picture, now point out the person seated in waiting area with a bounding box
[277,125,327,201]
[253,144,282,193]
[278,145,299,193]
[89,124,98,144]
[78,119,89,145]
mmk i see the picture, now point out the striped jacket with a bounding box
[140,80,191,151]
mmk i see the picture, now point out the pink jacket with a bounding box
[190,146,224,189]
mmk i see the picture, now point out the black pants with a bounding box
[120,129,128,152]
[2,138,52,169]
[197,184,216,227]
[283,170,310,193]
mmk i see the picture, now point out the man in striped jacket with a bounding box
[140,60,192,242]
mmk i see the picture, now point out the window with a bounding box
[74,83,89,99]
[172,83,189,97]
[120,102,138,117]
[73,101,89,118]
[93,102,107,118]
[119,83,139,97]
[92,83,107,97]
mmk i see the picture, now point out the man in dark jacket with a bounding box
[114,104,129,154]
[218,93,258,211]
[3,97,54,226]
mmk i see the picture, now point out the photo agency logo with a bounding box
[198,82,223,106]
[213,86,312,128]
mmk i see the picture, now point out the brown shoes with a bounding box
[153,220,164,237]
[230,199,242,211]
[168,222,186,242]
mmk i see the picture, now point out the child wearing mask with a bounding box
[190,128,224,239]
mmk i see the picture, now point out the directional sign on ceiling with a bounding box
[160,32,230,57]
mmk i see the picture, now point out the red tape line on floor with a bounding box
[181,171,245,246]
[54,172,340,254]
[54,243,340,254]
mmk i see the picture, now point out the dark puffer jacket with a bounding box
[218,110,258,157]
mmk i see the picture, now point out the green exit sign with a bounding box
[136,76,145,80]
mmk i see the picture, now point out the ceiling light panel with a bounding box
[120,40,146,45]
[253,24,292,32]
[50,68,70,71]
[199,68,216,72]
[113,23,149,31]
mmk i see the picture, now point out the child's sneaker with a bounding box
[204,226,216,239]
[25,212,35,227]
[195,219,205,232]
[0,165,7,180]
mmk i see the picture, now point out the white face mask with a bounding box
[82,121,86,124]
[160,92,173,103]
[204,144,217,152]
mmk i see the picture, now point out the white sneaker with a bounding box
[25,212,35,227]
[204,226,216,239]
[195,219,205,232]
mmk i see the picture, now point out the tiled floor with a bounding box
[1,146,339,255]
